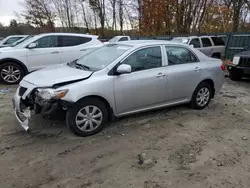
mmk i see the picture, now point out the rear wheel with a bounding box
[66,98,108,137]
[190,82,212,109]
[0,62,24,84]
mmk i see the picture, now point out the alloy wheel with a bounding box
[1,65,21,83]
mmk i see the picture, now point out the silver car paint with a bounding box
[14,41,224,129]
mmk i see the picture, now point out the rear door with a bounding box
[58,36,99,63]
[165,46,203,102]
[200,37,213,57]
[26,35,61,71]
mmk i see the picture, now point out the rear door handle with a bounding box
[156,73,166,78]
[80,49,87,51]
[51,51,59,54]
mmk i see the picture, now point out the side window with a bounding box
[165,46,198,65]
[58,36,91,47]
[5,37,23,45]
[211,37,225,46]
[201,38,212,47]
[119,37,128,42]
[189,38,201,48]
[122,46,162,72]
[35,36,58,48]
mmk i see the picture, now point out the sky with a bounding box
[0,0,24,26]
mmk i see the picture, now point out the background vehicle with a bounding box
[0,33,103,84]
[228,51,250,80]
[13,40,225,137]
[105,36,131,44]
[172,36,225,59]
[10,35,33,47]
[0,35,28,48]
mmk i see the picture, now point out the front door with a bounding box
[165,46,203,102]
[114,46,167,115]
[26,35,61,71]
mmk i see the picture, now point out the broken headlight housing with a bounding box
[37,88,68,100]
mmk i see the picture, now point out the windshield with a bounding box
[11,36,33,47]
[109,36,119,42]
[75,44,132,70]
[14,35,39,48]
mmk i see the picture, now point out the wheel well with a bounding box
[200,79,215,98]
[212,52,221,58]
[78,95,115,121]
[0,58,28,74]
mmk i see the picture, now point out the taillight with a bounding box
[221,64,226,71]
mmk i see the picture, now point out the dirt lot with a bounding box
[0,78,250,188]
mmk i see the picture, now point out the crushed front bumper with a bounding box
[13,91,31,131]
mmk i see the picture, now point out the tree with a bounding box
[89,0,106,37]
[22,0,55,32]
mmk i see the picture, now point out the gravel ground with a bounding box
[0,78,250,188]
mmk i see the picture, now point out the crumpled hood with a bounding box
[236,51,250,56]
[23,64,93,87]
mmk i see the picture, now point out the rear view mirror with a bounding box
[116,64,131,74]
[27,43,37,49]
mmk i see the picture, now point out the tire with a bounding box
[66,98,108,137]
[190,82,212,110]
[229,70,242,81]
[0,62,25,84]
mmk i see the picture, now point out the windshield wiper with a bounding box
[75,62,90,70]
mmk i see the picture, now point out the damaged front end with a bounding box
[13,83,69,131]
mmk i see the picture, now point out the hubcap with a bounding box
[75,105,103,132]
[196,87,210,107]
[1,65,21,83]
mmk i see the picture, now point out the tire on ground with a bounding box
[190,82,212,110]
[0,62,25,84]
[66,97,108,137]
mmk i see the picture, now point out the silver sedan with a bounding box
[13,40,225,136]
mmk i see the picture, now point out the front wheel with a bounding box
[0,62,24,84]
[229,69,242,81]
[66,98,108,137]
[190,82,212,109]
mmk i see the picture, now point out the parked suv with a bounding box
[228,51,250,80]
[0,33,103,84]
[13,40,225,136]
[172,36,225,59]
[0,35,28,48]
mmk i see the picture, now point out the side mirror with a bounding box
[190,44,194,48]
[27,43,37,49]
[116,64,131,74]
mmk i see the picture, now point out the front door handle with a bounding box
[156,73,166,78]
[194,67,201,72]
[51,51,59,54]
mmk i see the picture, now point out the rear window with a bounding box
[211,37,225,46]
[201,38,212,47]
[58,36,91,47]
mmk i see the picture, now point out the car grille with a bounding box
[19,87,27,97]
[239,57,250,67]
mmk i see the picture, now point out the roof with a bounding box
[36,33,98,38]
[118,40,189,47]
